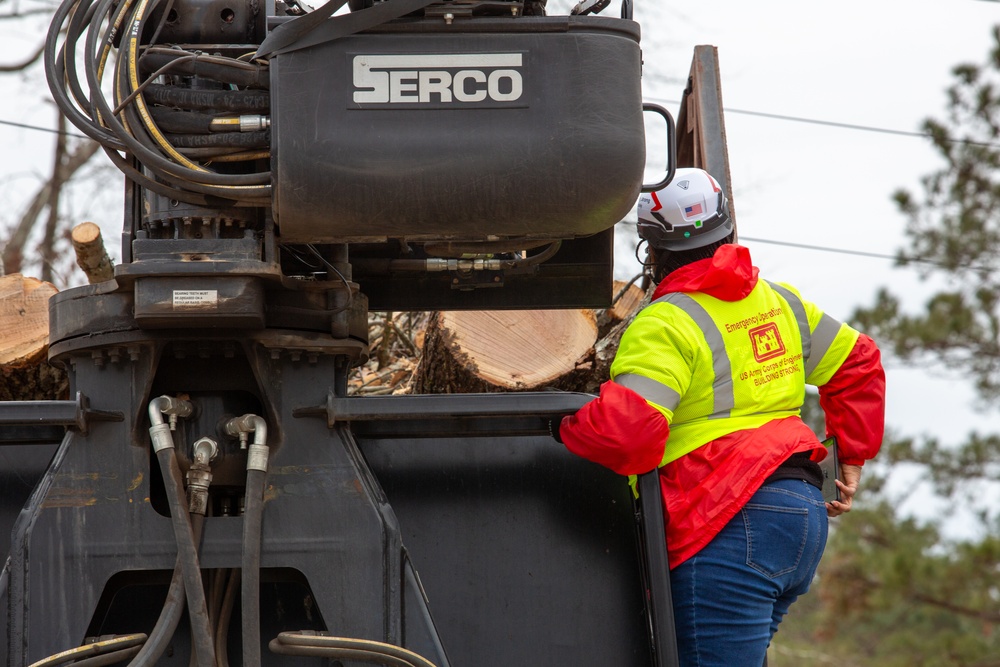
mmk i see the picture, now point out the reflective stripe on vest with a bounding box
[650,292,735,419]
[765,281,843,378]
[615,373,682,412]
[766,281,811,361]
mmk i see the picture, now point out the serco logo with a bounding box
[352,54,524,105]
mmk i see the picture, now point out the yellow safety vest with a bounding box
[610,280,859,466]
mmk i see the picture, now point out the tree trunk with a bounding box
[0,274,67,401]
[408,280,651,395]
[412,309,599,393]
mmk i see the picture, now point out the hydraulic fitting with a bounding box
[148,396,194,452]
[186,437,217,516]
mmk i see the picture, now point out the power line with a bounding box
[2,96,994,149]
[651,98,1000,150]
[739,235,996,272]
[739,235,910,263]
[0,116,88,139]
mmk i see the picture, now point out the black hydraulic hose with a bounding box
[126,513,206,667]
[155,447,216,667]
[47,0,273,204]
[99,146,268,209]
[61,0,102,116]
[142,84,270,113]
[242,466,266,667]
[149,109,225,134]
[109,58,271,189]
[225,414,269,667]
[139,52,269,89]
[77,2,271,193]
[44,0,123,148]
[164,132,270,149]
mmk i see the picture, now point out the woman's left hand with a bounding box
[826,464,862,517]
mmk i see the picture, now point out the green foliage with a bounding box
[773,26,1000,667]
[853,26,1000,400]
[772,465,1000,667]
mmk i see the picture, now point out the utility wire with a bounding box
[739,235,916,263]
[740,235,997,272]
[5,97,996,149]
[0,116,89,139]
[650,98,1000,150]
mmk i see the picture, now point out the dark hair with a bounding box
[648,231,736,283]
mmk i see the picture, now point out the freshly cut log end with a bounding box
[71,221,114,284]
[0,273,67,401]
[413,309,598,394]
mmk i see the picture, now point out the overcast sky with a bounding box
[2,0,998,533]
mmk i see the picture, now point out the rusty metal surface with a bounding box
[675,45,737,231]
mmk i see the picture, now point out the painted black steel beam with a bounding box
[295,391,593,438]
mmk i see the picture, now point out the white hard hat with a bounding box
[636,168,733,251]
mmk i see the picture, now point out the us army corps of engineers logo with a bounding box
[748,322,785,362]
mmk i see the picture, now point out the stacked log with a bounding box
[407,279,648,395]
[412,309,600,394]
[0,274,67,401]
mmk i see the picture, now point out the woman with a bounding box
[554,168,885,665]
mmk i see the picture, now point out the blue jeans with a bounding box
[669,479,828,666]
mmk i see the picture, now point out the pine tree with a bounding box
[773,27,1000,667]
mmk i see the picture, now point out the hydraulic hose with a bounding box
[268,632,438,667]
[142,84,270,113]
[27,634,147,667]
[126,513,205,667]
[215,569,241,667]
[224,414,269,667]
[45,0,274,205]
[29,508,207,667]
[129,439,215,667]
[164,132,270,149]
[149,397,216,667]
[139,51,269,89]
[66,644,143,667]
[242,464,266,667]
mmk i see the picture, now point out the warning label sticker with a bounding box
[172,290,218,308]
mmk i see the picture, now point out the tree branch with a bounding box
[909,592,1000,624]
[0,41,44,73]
[2,115,100,275]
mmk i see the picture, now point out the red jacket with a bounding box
[560,244,885,567]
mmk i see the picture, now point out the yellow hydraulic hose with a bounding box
[28,633,147,667]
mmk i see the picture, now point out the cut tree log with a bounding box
[412,309,599,393]
[405,280,652,395]
[0,274,67,401]
[71,221,114,284]
[597,279,646,337]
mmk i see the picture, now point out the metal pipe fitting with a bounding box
[148,396,194,452]
[224,413,267,451]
